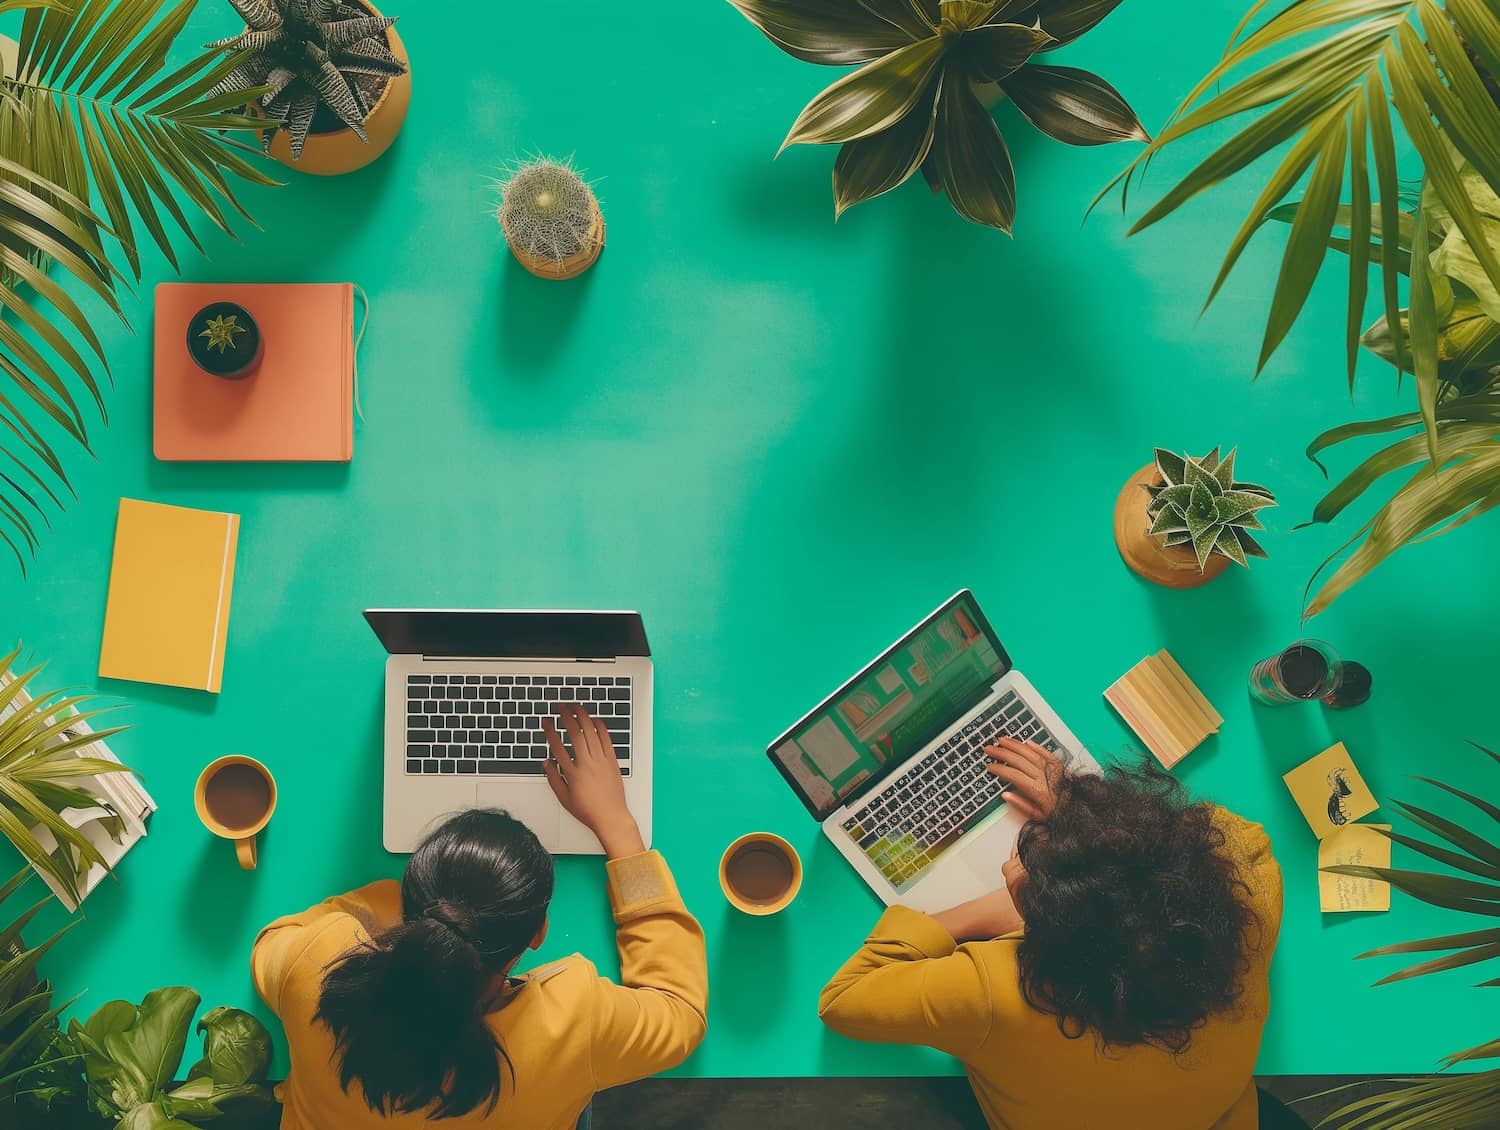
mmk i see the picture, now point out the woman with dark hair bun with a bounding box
[819,739,1283,1130]
[252,704,706,1129]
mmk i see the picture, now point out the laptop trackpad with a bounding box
[964,812,1023,889]
[476,782,560,844]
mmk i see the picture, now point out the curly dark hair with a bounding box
[1012,761,1257,1054]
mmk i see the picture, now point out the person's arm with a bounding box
[543,704,709,1087]
[250,881,400,1015]
[818,907,995,1058]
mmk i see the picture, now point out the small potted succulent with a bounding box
[187,301,263,380]
[1114,448,1277,589]
[208,0,411,176]
[496,158,606,280]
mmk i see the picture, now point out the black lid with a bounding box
[1324,661,1373,709]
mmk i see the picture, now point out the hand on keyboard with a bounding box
[984,739,1067,822]
[542,704,643,858]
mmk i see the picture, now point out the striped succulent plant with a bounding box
[208,0,407,159]
[1145,448,1276,570]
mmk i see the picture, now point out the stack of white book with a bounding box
[0,676,156,910]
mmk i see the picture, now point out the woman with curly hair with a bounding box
[819,739,1283,1130]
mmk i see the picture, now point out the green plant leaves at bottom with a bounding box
[833,76,941,217]
[927,78,1016,231]
[1000,63,1147,145]
[185,1006,270,1091]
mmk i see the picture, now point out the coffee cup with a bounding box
[194,755,276,870]
[720,832,802,915]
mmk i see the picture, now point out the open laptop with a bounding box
[768,590,1098,913]
[365,609,653,855]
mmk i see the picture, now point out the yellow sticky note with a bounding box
[1282,742,1378,839]
[1319,824,1392,913]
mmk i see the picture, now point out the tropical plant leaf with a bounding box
[1020,0,1125,48]
[958,22,1053,84]
[781,36,946,149]
[832,75,941,216]
[999,63,1147,145]
[0,0,276,571]
[724,0,925,65]
[927,74,1016,231]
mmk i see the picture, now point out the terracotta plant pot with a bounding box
[265,2,411,177]
[1113,463,1231,590]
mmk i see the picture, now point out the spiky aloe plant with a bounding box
[208,0,407,159]
[1145,448,1277,570]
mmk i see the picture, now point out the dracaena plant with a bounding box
[1145,448,1277,569]
[727,0,1146,230]
[208,0,408,160]
[1318,742,1500,1129]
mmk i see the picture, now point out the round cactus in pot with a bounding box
[496,159,605,281]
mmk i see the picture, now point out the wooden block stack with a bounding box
[1104,650,1223,769]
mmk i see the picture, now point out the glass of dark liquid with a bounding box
[1248,640,1341,704]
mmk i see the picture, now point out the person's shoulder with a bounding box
[255,882,398,974]
[1207,805,1277,865]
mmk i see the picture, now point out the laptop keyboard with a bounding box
[840,690,1069,891]
[404,673,632,777]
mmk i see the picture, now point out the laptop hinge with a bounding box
[423,655,616,664]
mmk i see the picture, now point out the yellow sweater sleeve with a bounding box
[589,850,709,1089]
[818,906,994,1058]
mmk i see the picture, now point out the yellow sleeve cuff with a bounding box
[605,850,683,923]
[874,905,958,958]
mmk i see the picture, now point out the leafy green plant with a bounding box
[0,868,80,1114]
[208,0,407,160]
[0,0,277,572]
[726,0,1146,230]
[1297,162,1500,615]
[1319,742,1500,1129]
[1145,447,1277,568]
[0,647,133,905]
[70,990,276,1128]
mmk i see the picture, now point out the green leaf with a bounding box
[185,1007,271,1090]
[85,988,199,1110]
[1023,0,1125,48]
[1257,113,1348,372]
[1153,448,1186,484]
[928,77,1016,231]
[957,22,1052,84]
[780,36,946,149]
[999,63,1146,145]
[833,75,941,216]
[1407,183,1443,462]
[1346,92,1371,387]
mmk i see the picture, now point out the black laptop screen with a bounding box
[768,591,1010,820]
[364,610,650,659]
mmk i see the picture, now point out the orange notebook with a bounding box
[98,499,240,694]
[154,282,354,461]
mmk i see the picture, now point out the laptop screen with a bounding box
[768,591,1011,820]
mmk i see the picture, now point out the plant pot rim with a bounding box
[503,199,606,280]
[304,0,404,142]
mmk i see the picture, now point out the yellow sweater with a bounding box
[252,850,707,1130]
[819,810,1283,1130]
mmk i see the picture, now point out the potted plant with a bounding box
[725,0,1146,230]
[208,0,412,177]
[0,1,276,573]
[1320,742,1500,1128]
[1114,448,1277,589]
[188,303,264,380]
[497,159,606,280]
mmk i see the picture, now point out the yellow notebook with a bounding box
[98,499,240,693]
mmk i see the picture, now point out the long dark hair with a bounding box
[314,809,555,1118]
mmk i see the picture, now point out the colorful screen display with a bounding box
[770,593,1008,819]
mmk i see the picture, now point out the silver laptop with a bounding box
[365,609,653,855]
[768,590,1098,913]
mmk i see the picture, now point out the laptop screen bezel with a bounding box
[765,589,1013,821]
[364,609,651,659]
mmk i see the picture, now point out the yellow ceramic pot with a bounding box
[265,2,412,177]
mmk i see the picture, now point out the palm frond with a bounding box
[0,0,279,573]
[0,647,132,905]
[1107,0,1500,406]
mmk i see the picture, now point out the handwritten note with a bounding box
[1283,742,1378,839]
[1319,824,1392,913]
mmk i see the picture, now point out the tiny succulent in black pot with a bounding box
[187,302,263,380]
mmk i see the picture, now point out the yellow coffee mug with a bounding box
[194,755,277,870]
[720,832,802,916]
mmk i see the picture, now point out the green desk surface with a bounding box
[4,0,1496,1082]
